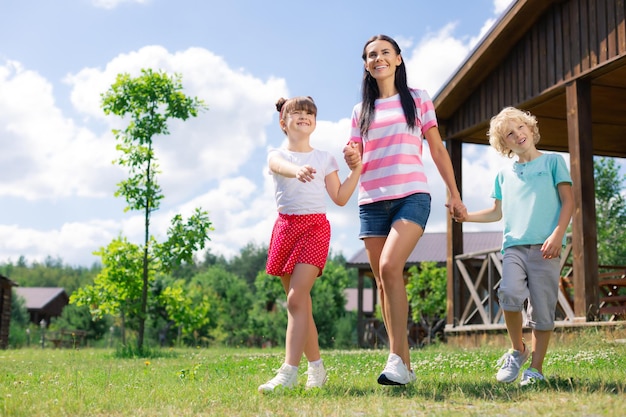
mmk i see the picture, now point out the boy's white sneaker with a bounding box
[258,363,298,392]
[377,353,414,385]
[305,361,327,389]
[520,367,545,386]
[495,344,530,383]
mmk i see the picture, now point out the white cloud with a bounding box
[92,0,150,10]
[0,46,289,265]
[65,46,288,203]
[0,61,120,200]
[404,23,473,96]
[494,0,515,15]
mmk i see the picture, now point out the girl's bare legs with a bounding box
[364,220,423,369]
[281,263,320,366]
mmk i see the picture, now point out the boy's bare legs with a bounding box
[529,329,551,374]
[281,263,319,366]
[503,310,526,353]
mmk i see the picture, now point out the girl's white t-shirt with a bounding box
[267,148,339,215]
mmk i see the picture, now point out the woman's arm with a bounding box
[424,126,466,218]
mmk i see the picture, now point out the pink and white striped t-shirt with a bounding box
[349,88,438,206]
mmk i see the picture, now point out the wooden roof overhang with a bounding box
[435,0,626,325]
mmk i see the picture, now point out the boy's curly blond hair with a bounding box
[487,107,540,158]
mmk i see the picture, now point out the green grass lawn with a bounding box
[1,331,624,416]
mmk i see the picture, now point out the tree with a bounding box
[191,266,253,346]
[94,68,210,351]
[71,236,144,345]
[406,262,447,345]
[226,242,269,288]
[594,157,626,266]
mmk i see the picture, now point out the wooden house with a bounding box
[14,287,69,326]
[435,0,626,339]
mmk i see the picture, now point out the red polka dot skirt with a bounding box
[266,213,331,277]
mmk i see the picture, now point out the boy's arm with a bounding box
[541,182,574,258]
[457,199,502,223]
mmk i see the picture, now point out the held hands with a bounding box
[296,165,316,182]
[343,141,362,170]
[446,197,467,222]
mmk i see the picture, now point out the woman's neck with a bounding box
[377,77,398,99]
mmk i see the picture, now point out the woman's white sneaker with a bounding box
[377,353,413,385]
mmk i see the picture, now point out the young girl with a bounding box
[258,96,362,392]
[343,34,466,385]
[457,107,574,386]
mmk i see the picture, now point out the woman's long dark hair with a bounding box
[359,34,417,138]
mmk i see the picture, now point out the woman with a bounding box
[343,34,466,385]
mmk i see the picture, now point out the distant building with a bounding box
[14,287,69,327]
[344,288,374,314]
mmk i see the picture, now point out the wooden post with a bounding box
[446,138,464,328]
[565,79,599,321]
[357,271,365,347]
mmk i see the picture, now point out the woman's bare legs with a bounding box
[364,220,423,369]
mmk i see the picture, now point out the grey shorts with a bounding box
[498,245,561,331]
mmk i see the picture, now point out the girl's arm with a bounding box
[326,158,362,207]
[541,182,574,258]
[269,154,316,182]
[424,126,467,219]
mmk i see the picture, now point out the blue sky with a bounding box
[2,0,614,268]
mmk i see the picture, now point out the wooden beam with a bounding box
[446,139,464,327]
[566,79,600,320]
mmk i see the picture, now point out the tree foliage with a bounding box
[594,157,626,266]
[406,261,447,344]
[191,266,253,346]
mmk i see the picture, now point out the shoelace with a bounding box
[497,353,519,369]
[524,369,543,379]
[306,366,325,382]
[268,368,295,386]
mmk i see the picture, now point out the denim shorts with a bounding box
[359,193,431,238]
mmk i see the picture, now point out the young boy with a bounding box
[457,107,574,386]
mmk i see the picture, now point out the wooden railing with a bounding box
[452,242,626,329]
[48,329,87,348]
